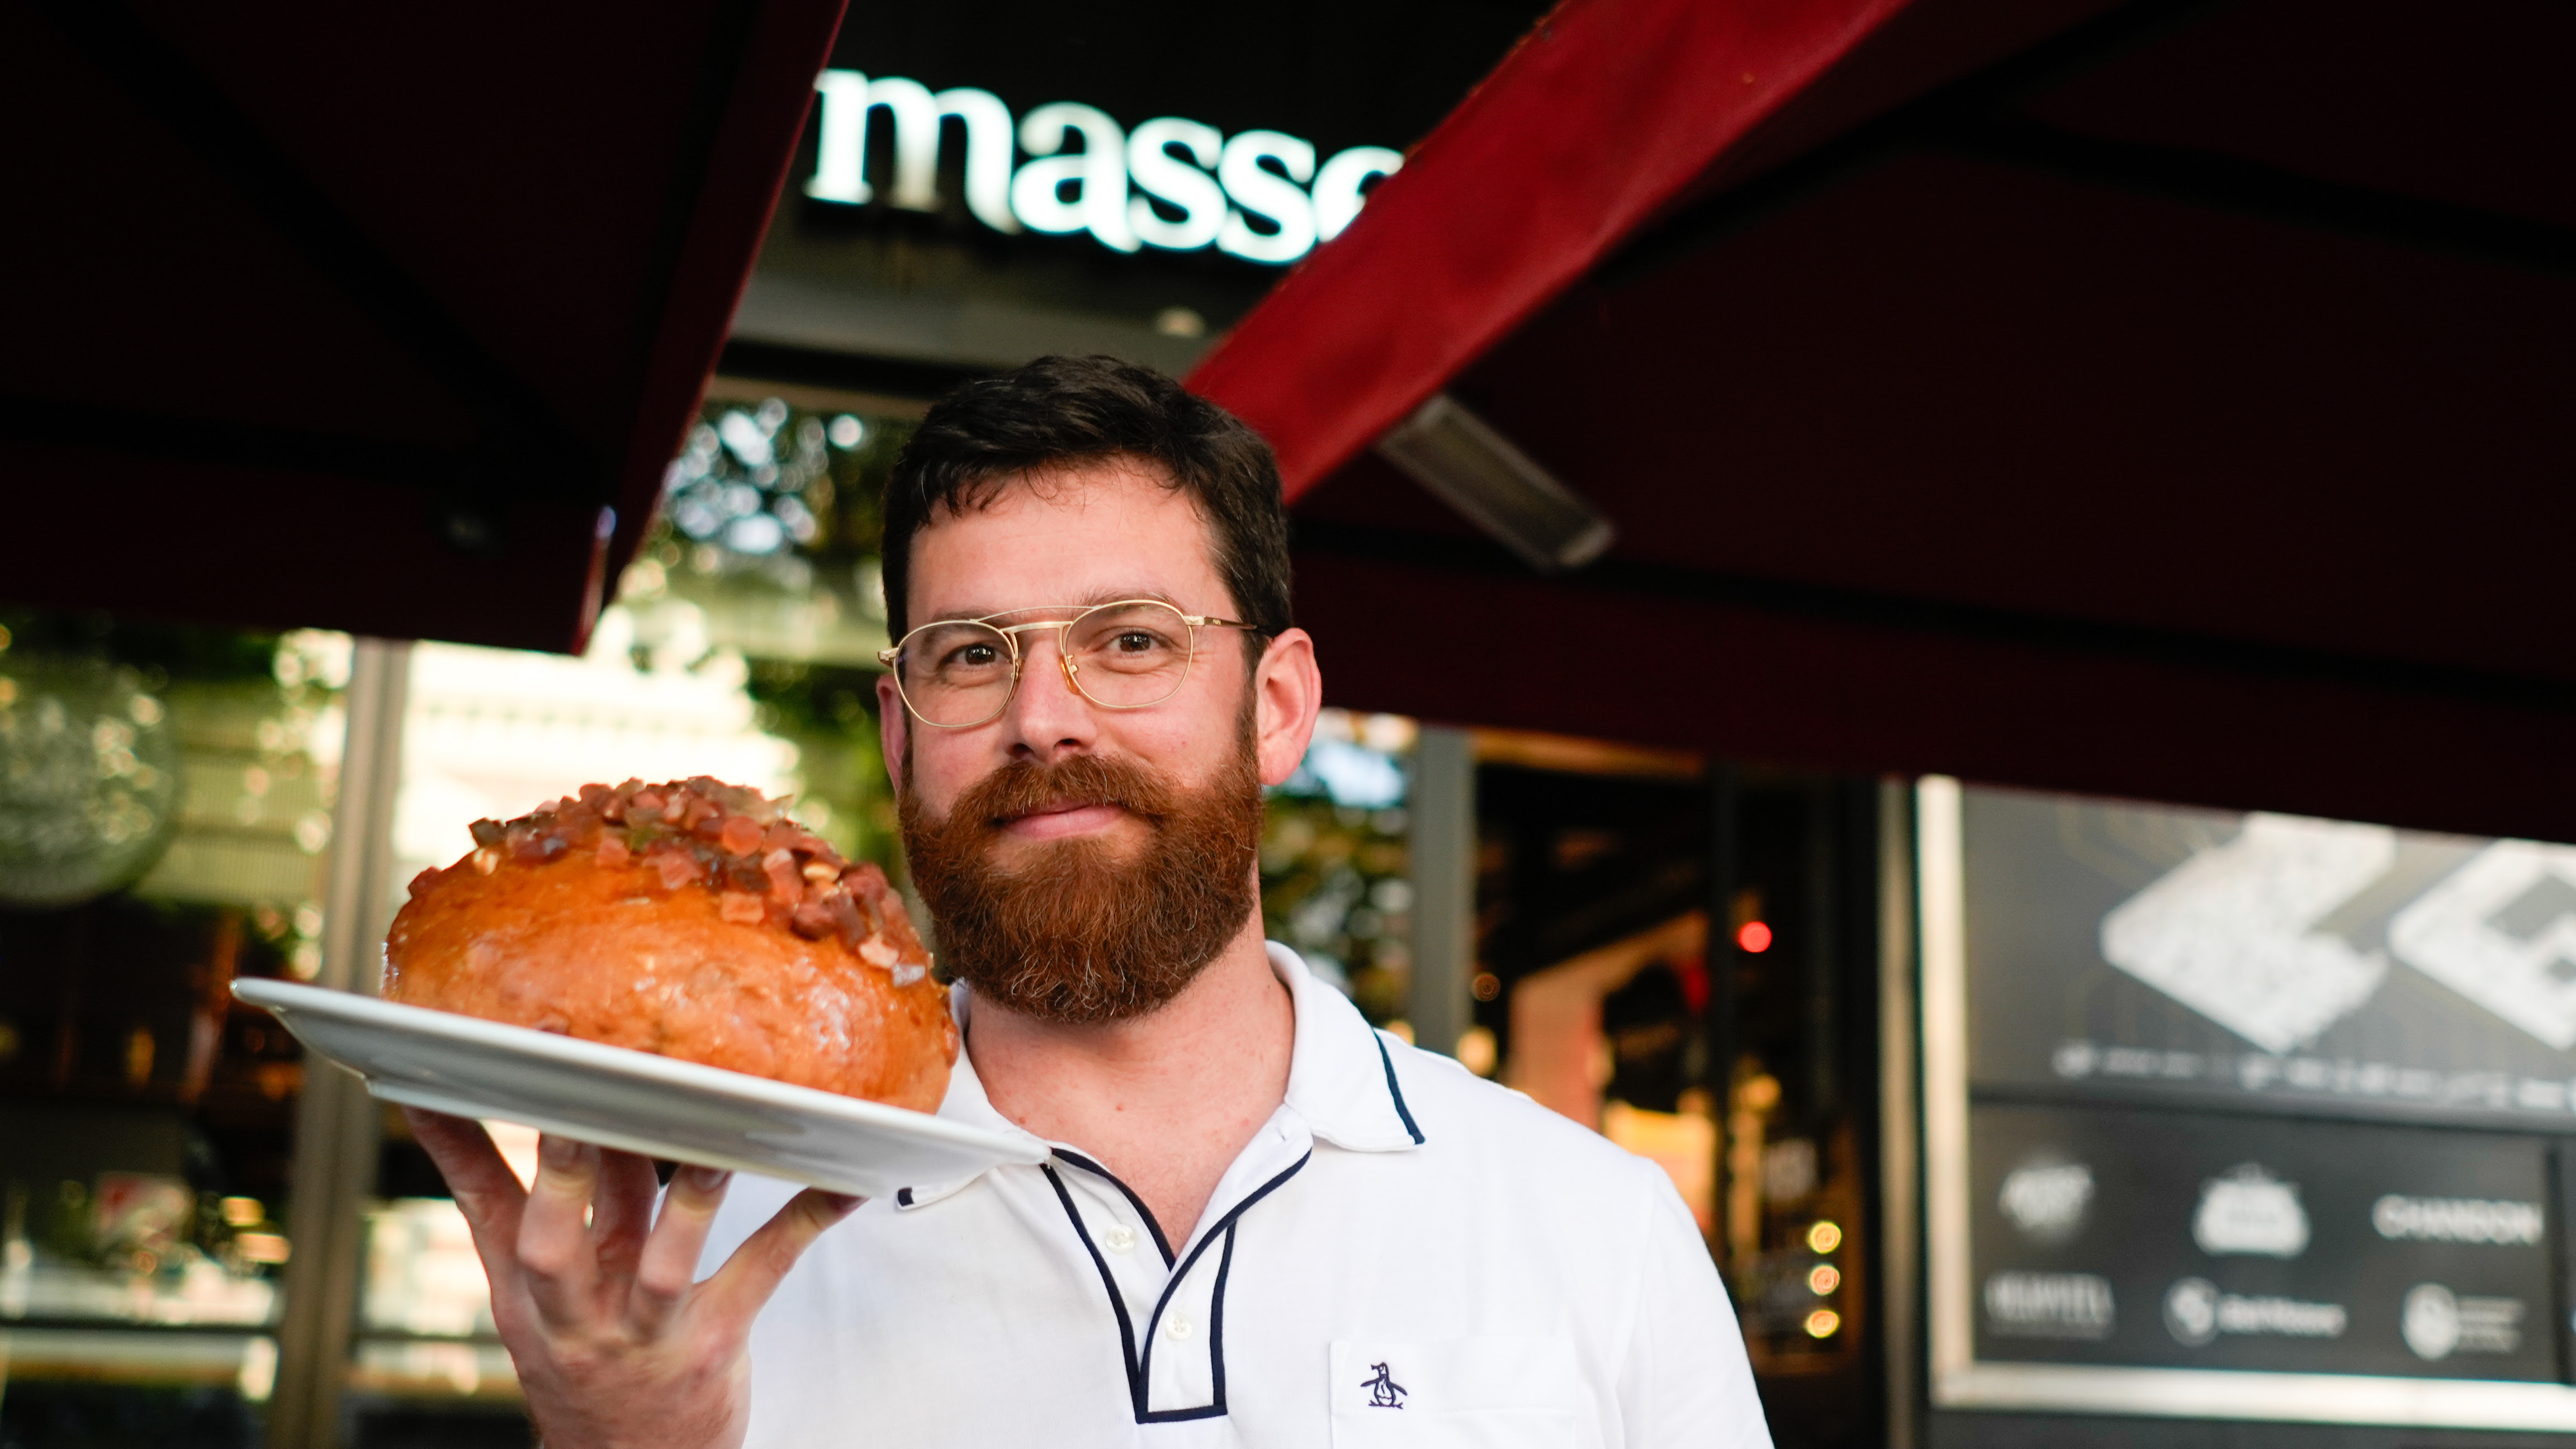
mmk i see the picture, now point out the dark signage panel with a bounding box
[1969,1101,2558,1382]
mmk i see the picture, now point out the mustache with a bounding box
[951,752,1183,832]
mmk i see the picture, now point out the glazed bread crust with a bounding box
[385,779,955,1110]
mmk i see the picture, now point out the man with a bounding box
[412,356,1770,1447]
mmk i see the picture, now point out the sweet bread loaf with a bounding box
[386,778,954,1110]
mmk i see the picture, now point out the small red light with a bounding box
[1737,920,1773,953]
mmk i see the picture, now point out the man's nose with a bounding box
[1002,633,1096,760]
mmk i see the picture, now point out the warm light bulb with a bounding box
[1806,1220,1843,1253]
[1737,920,1773,953]
[1808,1264,1841,1295]
[1804,1309,1841,1339]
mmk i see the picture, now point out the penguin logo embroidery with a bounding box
[1362,1362,1408,1409]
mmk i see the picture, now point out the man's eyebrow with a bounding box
[1079,587,1182,608]
[923,589,1185,621]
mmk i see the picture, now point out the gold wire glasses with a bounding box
[876,599,1259,729]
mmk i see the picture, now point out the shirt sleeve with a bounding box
[1619,1156,1774,1448]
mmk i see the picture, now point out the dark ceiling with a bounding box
[1200,0,2576,840]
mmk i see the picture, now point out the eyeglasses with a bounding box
[877,599,1259,729]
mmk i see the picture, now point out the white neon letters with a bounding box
[808,69,1399,264]
[1216,130,1316,263]
[1014,102,1138,252]
[809,73,1018,232]
[939,87,1020,234]
[1126,119,1227,252]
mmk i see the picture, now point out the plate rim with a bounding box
[233,976,1044,1164]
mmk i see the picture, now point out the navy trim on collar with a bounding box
[1272,944,1430,1152]
[1374,1034,1426,1145]
[1041,1163,1141,1407]
[1053,1149,1177,1267]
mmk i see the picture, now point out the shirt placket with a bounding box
[1047,1112,1315,1425]
[1057,1167,1173,1333]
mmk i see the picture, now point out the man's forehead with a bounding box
[909,458,1225,618]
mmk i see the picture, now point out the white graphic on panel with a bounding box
[2403,1282,2461,1360]
[1984,1271,2115,1339]
[2388,840,2576,1049]
[2163,1277,2346,1346]
[1998,1162,2094,1244]
[2163,1278,2221,1345]
[2371,1194,2545,1245]
[2100,813,2394,1052]
[2192,1164,2309,1258]
[2402,1283,2526,1360]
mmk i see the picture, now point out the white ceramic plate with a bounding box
[234,978,1044,1197]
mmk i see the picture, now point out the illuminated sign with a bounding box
[806,70,1402,266]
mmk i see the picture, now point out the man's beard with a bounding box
[899,735,1264,1025]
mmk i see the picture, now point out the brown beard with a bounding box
[899,737,1264,1025]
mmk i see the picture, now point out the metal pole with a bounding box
[1407,726,1475,1057]
[270,638,410,1449]
[1877,777,1922,1449]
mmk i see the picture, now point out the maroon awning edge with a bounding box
[1185,0,1920,496]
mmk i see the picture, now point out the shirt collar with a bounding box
[894,943,1424,1210]
[1270,942,1427,1154]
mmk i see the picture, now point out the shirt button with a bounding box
[1103,1225,1137,1254]
[1164,1313,1195,1341]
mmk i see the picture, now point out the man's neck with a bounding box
[968,916,1295,1251]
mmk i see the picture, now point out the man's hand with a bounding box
[406,1107,858,1449]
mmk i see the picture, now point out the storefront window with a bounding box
[1460,746,1883,1429]
[1,610,349,1446]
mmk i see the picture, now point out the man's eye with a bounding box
[950,643,1001,669]
[1113,631,1161,654]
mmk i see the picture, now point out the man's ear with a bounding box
[877,673,910,800]
[1251,628,1323,788]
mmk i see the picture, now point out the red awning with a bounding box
[5,0,846,652]
[1190,0,2576,842]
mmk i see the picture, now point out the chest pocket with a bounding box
[1328,1337,1583,1448]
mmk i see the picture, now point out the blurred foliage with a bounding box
[624,403,917,669]
[742,659,901,879]
[744,659,883,740]
[662,400,907,563]
[1261,797,1412,1027]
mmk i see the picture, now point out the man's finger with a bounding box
[589,1148,662,1279]
[405,1109,524,1213]
[402,1109,529,1278]
[693,1188,861,1334]
[518,1134,607,1329]
[628,1164,735,1337]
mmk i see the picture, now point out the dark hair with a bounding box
[881,356,1292,645]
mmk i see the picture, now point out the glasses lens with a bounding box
[1064,602,1194,708]
[898,621,1015,725]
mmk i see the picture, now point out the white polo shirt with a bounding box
[703,944,1771,1447]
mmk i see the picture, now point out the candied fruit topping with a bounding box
[432,778,922,972]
